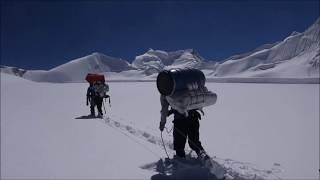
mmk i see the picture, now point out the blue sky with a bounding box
[1,0,319,70]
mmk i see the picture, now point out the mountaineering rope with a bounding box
[161,131,170,159]
[165,126,173,134]
[108,97,111,107]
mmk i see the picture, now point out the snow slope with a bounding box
[212,18,320,78]
[22,52,131,82]
[1,73,319,179]
[0,65,27,77]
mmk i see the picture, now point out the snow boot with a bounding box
[97,112,103,119]
[175,150,186,159]
[197,150,210,161]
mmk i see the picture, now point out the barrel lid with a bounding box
[156,70,174,96]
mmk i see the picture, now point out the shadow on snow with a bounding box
[75,115,101,119]
[141,156,220,180]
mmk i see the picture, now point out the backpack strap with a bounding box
[188,109,202,120]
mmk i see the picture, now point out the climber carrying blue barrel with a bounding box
[157,68,217,160]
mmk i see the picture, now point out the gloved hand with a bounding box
[167,109,174,117]
[159,121,166,132]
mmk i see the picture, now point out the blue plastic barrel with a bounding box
[156,68,206,96]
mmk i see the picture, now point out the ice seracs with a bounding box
[131,48,204,73]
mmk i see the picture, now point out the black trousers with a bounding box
[90,96,103,115]
[173,115,204,157]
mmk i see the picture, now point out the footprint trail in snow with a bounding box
[99,116,282,180]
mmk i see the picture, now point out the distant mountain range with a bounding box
[1,18,319,83]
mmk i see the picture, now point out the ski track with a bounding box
[98,116,282,180]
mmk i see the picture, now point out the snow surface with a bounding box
[1,73,319,179]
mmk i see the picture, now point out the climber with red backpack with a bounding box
[86,73,110,118]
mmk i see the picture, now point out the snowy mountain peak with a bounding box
[20,52,132,82]
[290,31,300,36]
[1,18,319,82]
[313,17,320,26]
[214,17,320,78]
[131,49,204,73]
[50,52,130,73]
[0,65,27,77]
[304,17,320,40]
[92,52,104,56]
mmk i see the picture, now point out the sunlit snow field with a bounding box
[1,73,319,179]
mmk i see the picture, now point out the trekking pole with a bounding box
[161,131,170,159]
[102,100,106,114]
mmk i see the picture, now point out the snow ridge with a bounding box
[20,52,131,82]
[0,65,27,77]
[213,17,320,78]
